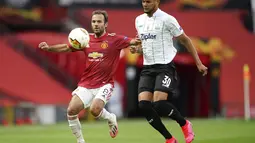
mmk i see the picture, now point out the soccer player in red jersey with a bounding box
[38,10,141,143]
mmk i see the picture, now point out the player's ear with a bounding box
[105,22,108,28]
[157,0,160,6]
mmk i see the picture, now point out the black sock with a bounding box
[139,100,172,139]
[153,100,186,127]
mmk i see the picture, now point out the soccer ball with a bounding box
[68,28,90,49]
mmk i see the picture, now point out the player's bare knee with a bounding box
[67,106,80,116]
[90,105,102,117]
[153,91,168,101]
[67,95,84,117]
[138,91,153,101]
[90,99,105,117]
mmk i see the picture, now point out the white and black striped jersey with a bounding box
[135,9,183,65]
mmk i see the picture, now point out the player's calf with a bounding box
[90,98,119,138]
[153,101,194,143]
[67,95,85,143]
[153,100,186,126]
[67,114,85,143]
[139,100,173,139]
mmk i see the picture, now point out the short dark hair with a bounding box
[92,10,108,23]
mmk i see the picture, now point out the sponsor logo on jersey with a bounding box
[140,33,156,40]
[88,52,104,59]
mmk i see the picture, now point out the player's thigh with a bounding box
[93,84,114,107]
[154,68,178,101]
[70,86,94,110]
[67,95,85,116]
[138,75,155,101]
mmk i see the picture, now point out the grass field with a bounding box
[0,119,255,143]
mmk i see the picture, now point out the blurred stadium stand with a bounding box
[0,0,254,125]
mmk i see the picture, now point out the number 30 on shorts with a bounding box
[162,75,171,88]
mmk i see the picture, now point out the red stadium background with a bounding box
[0,0,254,124]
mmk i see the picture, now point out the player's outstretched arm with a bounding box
[38,42,72,52]
[176,33,208,76]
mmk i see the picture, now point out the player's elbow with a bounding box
[179,36,190,46]
[63,45,72,52]
[177,33,190,45]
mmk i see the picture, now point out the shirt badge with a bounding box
[101,41,108,49]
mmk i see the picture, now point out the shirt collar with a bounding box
[152,8,161,17]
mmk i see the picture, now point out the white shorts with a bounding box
[71,84,114,108]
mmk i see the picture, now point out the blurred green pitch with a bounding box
[0,119,255,143]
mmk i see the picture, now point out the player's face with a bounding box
[91,14,107,36]
[142,0,159,14]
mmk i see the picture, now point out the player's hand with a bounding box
[134,38,141,45]
[130,45,137,54]
[130,44,142,54]
[38,42,50,51]
[130,38,142,54]
[130,38,141,45]
[197,64,208,76]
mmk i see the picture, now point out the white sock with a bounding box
[98,108,112,120]
[68,115,85,143]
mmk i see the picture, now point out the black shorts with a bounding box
[138,62,179,95]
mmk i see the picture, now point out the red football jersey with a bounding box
[70,33,131,88]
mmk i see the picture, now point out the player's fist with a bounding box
[130,45,143,54]
[38,42,50,51]
[130,38,142,54]
[130,45,137,54]
[197,64,208,76]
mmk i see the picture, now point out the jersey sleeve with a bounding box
[165,15,184,37]
[135,17,140,38]
[135,16,139,32]
[115,35,132,50]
